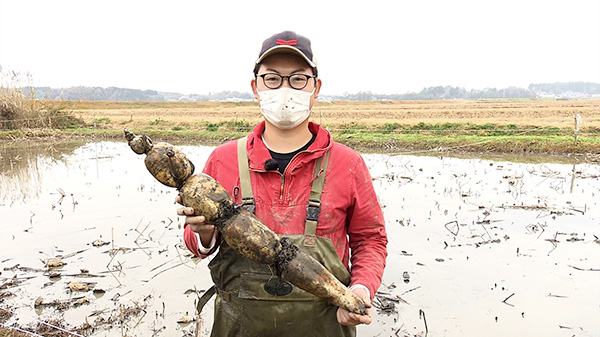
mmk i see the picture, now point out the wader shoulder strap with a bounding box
[303,150,330,247]
[237,136,255,213]
[195,285,216,315]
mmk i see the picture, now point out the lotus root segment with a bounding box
[124,129,152,155]
[123,130,366,315]
[282,248,366,314]
[124,130,194,188]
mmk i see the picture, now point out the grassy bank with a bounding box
[1,124,599,157]
[1,99,599,157]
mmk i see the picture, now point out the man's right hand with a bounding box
[176,195,216,247]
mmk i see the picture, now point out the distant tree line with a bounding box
[23,82,599,101]
[27,86,254,101]
[323,86,536,101]
[527,82,600,95]
[29,86,165,101]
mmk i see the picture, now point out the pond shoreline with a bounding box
[1,128,599,165]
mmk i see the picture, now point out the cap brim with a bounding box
[255,45,317,68]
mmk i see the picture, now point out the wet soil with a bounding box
[0,140,598,336]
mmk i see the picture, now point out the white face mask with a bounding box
[258,87,313,130]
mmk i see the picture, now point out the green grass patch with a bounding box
[93,117,111,125]
[148,118,164,125]
[381,123,398,134]
[206,123,220,132]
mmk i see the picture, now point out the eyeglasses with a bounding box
[257,73,316,90]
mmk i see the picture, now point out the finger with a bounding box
[352,310,372,325]
[188,223,214,236]
[177,207,194,216]
[359,315,372,325]
[348,311,370,325]
[348,313,362,325]
[337,309,355,326]
[186,215,207,226]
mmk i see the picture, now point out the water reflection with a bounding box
[0,141,598,337]
[0,140,85,203]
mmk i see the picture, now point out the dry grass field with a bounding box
[68,99,600,131]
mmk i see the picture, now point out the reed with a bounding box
[0,68,81,129]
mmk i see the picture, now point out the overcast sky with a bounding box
[1,0,599,96]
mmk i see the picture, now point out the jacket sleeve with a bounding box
[183,224,220,258]
[346,155,388,299]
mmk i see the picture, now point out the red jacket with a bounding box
[184,121,387,297]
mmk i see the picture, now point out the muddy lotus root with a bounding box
[124,130,366,315]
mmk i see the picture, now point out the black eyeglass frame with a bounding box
[256,73,317,90]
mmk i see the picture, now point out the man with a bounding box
[177,31,387,337]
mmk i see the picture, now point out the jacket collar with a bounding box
[246,121,333,171]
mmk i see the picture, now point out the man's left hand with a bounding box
[337,287,373,326]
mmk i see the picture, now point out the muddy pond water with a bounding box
[1,140,598,337]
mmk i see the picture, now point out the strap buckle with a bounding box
[306,199,321,222]
[241,197,255,214]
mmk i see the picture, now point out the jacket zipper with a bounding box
[279,150,314,201]
[279,174,285,201]
[249,168,286,201]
